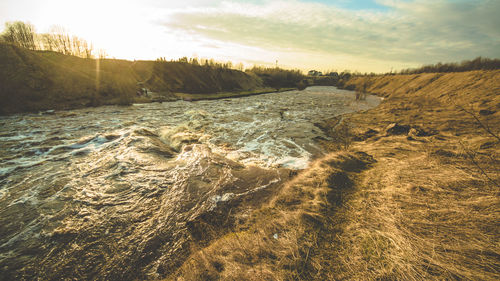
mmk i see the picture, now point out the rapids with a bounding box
[0,86,379,280]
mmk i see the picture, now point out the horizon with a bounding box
[1,0,499,73]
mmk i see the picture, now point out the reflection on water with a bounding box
[0,86,379,280]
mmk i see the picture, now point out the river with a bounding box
[0,86,379,280]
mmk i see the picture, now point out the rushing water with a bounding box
[0,86,379,280]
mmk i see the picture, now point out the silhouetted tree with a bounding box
[2,22,95,58]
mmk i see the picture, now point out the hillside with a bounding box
[0,43,263,114]
[147,61,261,94]
[169,70,500,280]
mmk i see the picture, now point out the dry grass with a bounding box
[334,70,500,280]
[333,135,500,280]
[169,151,375,280]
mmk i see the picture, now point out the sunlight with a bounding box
[95,57,100,92]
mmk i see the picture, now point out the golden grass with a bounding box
[333,135,500,280]
[333,70,500,280]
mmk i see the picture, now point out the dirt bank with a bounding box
[0,43,263,114]
[168,70,500,280]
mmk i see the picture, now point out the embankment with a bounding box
[148,61,261,95]
[0,43,263,114]
[169,70,500,280]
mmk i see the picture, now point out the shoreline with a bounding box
[0,87,299,116]
[172,87,296,101]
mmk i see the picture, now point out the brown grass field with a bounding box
[168,70,500,280]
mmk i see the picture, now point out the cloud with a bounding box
[160,0,500,70]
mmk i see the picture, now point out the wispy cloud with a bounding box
[159,0,500,71]
[2,0,498,71]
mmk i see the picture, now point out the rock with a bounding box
[353,128,379,141]
[480,141,497,149]
[413,126,438,136]
[39,110,55,115]
[432,149,456,157]
[479,109,496,116]
[363,128,378,138]
[186,199,238,242]
[385,123,410,135]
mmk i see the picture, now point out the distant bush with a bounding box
[398,57,500,74]
[246,66,304,90]
[313,76,338,86]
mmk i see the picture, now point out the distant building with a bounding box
[308,70,323,76]
[136,82,149,97]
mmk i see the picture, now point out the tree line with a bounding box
[0,21,106,59]
[156,57,306,90]
[156,56,245,71]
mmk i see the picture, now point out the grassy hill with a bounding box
[147,61,262,94]
[0,43,141,114]
[0,43,264,114]
[168,70,500,280]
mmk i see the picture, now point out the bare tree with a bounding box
[35,26,94,58]
[39,33,55,51]
[235,62,244,71]
[49,26,71,55]
[2,21,97,59]
[1,21,37,50]
[97,49,107,59]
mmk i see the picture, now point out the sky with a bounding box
[0,0,499,73]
